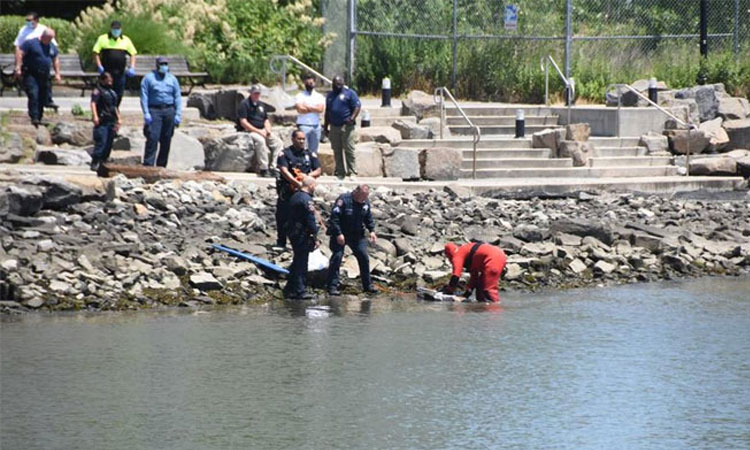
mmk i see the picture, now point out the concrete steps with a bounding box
[399,138,533,149]
[450,124,555,136]
[588,156,673,168]
[594,146,648,157]
[461,165,680,179]
[463,158,572,170]
[368,116,416,127]
[461,148,552,159]
[446,115,559,126]
[445,106,554,116]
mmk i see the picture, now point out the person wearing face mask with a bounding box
[294,73,325,154]
[324,75,361,180]
[89,72,121,172]
[92,21,137,106]
[140,56,181,167]
[13,12,59,110]
[14,29,60,126]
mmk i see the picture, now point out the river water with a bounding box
[2,278,749,450]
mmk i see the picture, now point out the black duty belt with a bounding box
[148,104,174,109]
[464,241,484,271]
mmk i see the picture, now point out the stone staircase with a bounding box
[444,106,559,136]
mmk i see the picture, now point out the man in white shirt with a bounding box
[14,12,59,109]
[294,73,325,153]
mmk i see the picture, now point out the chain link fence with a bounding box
[344,0,750,101]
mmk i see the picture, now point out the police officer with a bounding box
[284,176,319,300]
[276,129,322,248]
[140,56,181,167]
[13,12,59,110]
[238,85,283,177]
[92,20,137,106]
[14,29,60,126]
[324,75,361,180]
[326,184,378,296]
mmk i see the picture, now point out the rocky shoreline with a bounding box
[1,174,749,314]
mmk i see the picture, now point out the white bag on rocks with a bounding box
[308,249,329,272]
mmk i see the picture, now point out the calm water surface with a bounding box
[2,278,749,450]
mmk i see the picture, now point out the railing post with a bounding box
[734,0,740,59]
[564,0,572,81]
[472,130,477,180]
[346,0,355,84]
[544,58,549,106]
[451,0,458,90]
[281,59,287,91]
[616,85,621,138]
[686,126,692,176]
[439,88,445,140]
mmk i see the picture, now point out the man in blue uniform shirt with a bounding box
[284,176,320,300]
[276,129,322,248]
[14,29,60,126]
[140,56,181,167]
[324,76,361,180]
[326,184,378,296]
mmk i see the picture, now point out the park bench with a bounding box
[0,53,98,97]
[134,55,208,95]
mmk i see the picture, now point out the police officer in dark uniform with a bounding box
[284,176,319,300]
[326,185,378,296]
[275,129,322,248]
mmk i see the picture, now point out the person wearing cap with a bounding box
[92,21,137,106]
[13,11,59,109]
[14,29,60,126]
[295,73,325,154]
[442,242,508,303]
[237,85,283,177]
[324,75,360,180]
[140,56,181,167]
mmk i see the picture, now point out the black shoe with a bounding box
[90,160,101,172]
[298,292,314,300]
[45,102,59,110]
[31,119,41,127]
[259,170,270,178]
[364,286,379,294]
[328,288,341,296]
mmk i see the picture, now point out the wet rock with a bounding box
[189,272,222,291]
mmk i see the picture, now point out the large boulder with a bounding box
[550,218,615,245]
[214,90,246,122]
[722,119,750,150]
[187,92,217,120]
[718,96,750,120]
[558,140,593,166]
[35,147,92,166]
[639,132,669,155]
[664,129,709,155]
[675,85,720,122]
[382,147,420,180]
[421,147,462,180]
[201,133,255,172]
[354,142,386,177]
[619,79,668,106]
[34,178,83,210]
[166,130,205,171]
[357,126,402,145]
[532,128,566,150]
[698,117,730,153]
[401,90,439,121]
[51,122,93,147]
[666,98,701,127]
[0,185,43,217]
[36,126,52,146]
[0,132,24,163]
[565,123,590,142]
[392,119,431,140]
[418,117,451,138]
[262,86,294,112]
[689,157,737,176]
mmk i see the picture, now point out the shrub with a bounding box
[0,16,74,53]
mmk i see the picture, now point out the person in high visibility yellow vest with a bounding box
[92,21,137,106]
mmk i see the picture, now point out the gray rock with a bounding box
[25,298,45,309]
[569,258,587,274]
[37,179,83,210]
[214,89,246,121]
[717,96,750,120]
[504,263,524,281]
[558,140,593,166]
[0,185,43,216]
[166,131,205,171]
[401,90,439,120]
[675,85,720,122]
[400,217,420,235]
[0,132,25,163]
[664,129,709,155]
[373,239,397,257]
[722,119,750,150]
[421,147,462,180]
[532,128,566,150]
[263,86,294,112]
[689,157,737,176]
[189,272,222,291]
[51,122,93,147]
[619,79,668,106]
[164,255,189,275]
[555,233,582,246]
[144,193,167,210]
[418,117,452,138]
[393,238,413,256]
[353,142,385,177]
[382,147,421,180]
[36,147,92,166]
[357,126,402,145]
[513,224,546,242]
[594,260,616,274]
[630,232,661,252]
[666,98,701,127]
[392,119,431,139]
[36,126,52,146]
[565,123,590,142]
[699,117,729,152]
[497,236,525,253]
[550,218,614,245]
[736,156,750,178]
[187,92,218,120]
[202,133,255,172]
[639,132,669,155]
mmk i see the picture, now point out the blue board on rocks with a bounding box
[212,244,289,275]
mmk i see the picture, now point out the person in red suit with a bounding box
[442,242,508,303]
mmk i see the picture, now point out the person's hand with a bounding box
[97,65,104,74]
[126,67,136,77]
[369,231,377,244]
[114,121,121,133]
[345,117,354,125]
[174,117,181,127]
[440,284,455,295]
[324,128,329,138]
[144,116,153,126]
[314,240,321,249]
[336,234,345,246]
[54,73,61,83]
[13,67,21,79]
[93,116,99,126]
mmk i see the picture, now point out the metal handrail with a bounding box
[269,55,332,91]
[541,55,575,124]
[433,86,481,179]
[606,83,696,176]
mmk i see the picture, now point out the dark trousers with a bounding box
[23,72,49,122]
[112,72,126,106]
[92,122,116,163]
[284,242,310,298]
[275,197,290,246]
[327,236,371,291]
[46,82,54,106]
[143,106,175,167]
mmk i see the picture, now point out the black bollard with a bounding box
[515,109,525,138]
[648,78,658,104]
[361,110,371,128]
[381,78,392,107]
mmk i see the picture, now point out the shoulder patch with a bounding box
[337,199,344,207]
[308,203,315,212]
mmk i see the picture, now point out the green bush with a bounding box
[0,16,74,53]
[72,13,188,71]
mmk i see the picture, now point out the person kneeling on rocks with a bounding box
[442,242,508,303]
[326,185,378,296]
[283,176,319,300]
[89,72,121,172]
